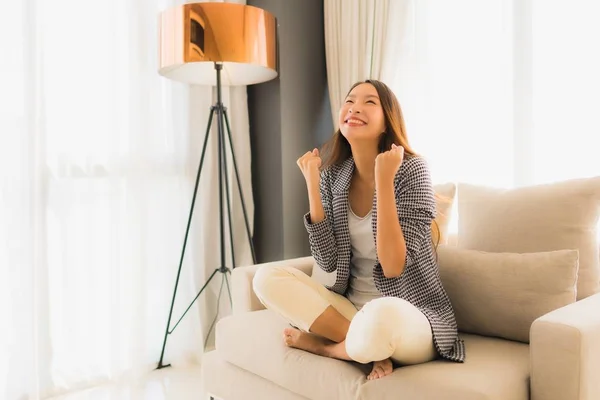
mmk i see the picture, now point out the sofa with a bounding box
[200,177,600,400]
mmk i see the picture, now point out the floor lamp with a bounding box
[156,2,277,369]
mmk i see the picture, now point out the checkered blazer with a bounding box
[303,155,465,363]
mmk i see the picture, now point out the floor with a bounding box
[47,365,214,400]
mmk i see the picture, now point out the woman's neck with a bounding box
[352,146,378,185]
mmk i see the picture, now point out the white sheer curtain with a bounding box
[325,0,600,187]
[324,0,401,127]
[0,0,253,398]
[387,0,515,188]
[528,1,600,185]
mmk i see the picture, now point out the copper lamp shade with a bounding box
[158,2,277,86]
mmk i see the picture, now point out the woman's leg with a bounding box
[252,265,357,343]
[345,297,437,379]
[253,266,398,379]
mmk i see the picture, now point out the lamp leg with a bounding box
[215,88,227,279]
[203,270,227,350]
[224,268,233,307]
[156,107,215,370]
[216,106,237,271]
[222,108,257,265]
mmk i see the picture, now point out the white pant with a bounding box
[252,265,437,365]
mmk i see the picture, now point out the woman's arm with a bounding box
[303,169,338,272]
[376,156,436,279]
[376,181,407,278]
[307,179,325,223]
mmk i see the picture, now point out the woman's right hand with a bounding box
[296,148,322,189]
[297,148,326,224]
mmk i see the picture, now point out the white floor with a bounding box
[47,365,213,400]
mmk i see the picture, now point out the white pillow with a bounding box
[437,246,579,343]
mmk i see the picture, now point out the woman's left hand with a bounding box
[375,144,404,187]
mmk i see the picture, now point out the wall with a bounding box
[248,0,334,263]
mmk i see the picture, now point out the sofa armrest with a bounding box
[530,292,600,400]
[231,256,314,314]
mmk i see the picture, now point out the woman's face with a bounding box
[339,83,386,144]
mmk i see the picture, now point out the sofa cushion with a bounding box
[216,310,368,400]
[437,246,579,342]
[201,350,309,400]
[216,309,529,400]
[359,334,529,400]
[457,177,600,300]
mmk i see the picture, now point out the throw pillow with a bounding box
[437,246,579,343]
[432,183,456,246]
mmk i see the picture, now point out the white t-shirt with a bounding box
[345,206,382,310]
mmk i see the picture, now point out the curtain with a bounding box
[325,0,394,127]
[325,0,600,188]
[0,0,253,397]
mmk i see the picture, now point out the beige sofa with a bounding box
[200,178,600,400]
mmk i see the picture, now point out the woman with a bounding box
[253,80,465,381]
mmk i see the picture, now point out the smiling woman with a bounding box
[254,79,464,382]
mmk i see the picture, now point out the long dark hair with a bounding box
[320,79,444,249]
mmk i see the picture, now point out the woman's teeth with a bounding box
[346,119,365,125]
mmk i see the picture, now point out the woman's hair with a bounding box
[320,79,444,251]
[320,79,417,169]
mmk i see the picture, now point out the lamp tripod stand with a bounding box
[156,1,276,369]
[156,62,257,370]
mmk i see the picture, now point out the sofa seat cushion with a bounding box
[216,309,530,400]
[201,350,309,400]
[216,309,368,400]
[358,334,530,400]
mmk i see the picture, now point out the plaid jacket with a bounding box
[303,155,465,363]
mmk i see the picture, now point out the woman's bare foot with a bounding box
[367,358,393,380]
[283,328,330,356]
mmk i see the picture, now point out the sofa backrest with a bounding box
[435,176,600,342]
[455,177,600,300]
